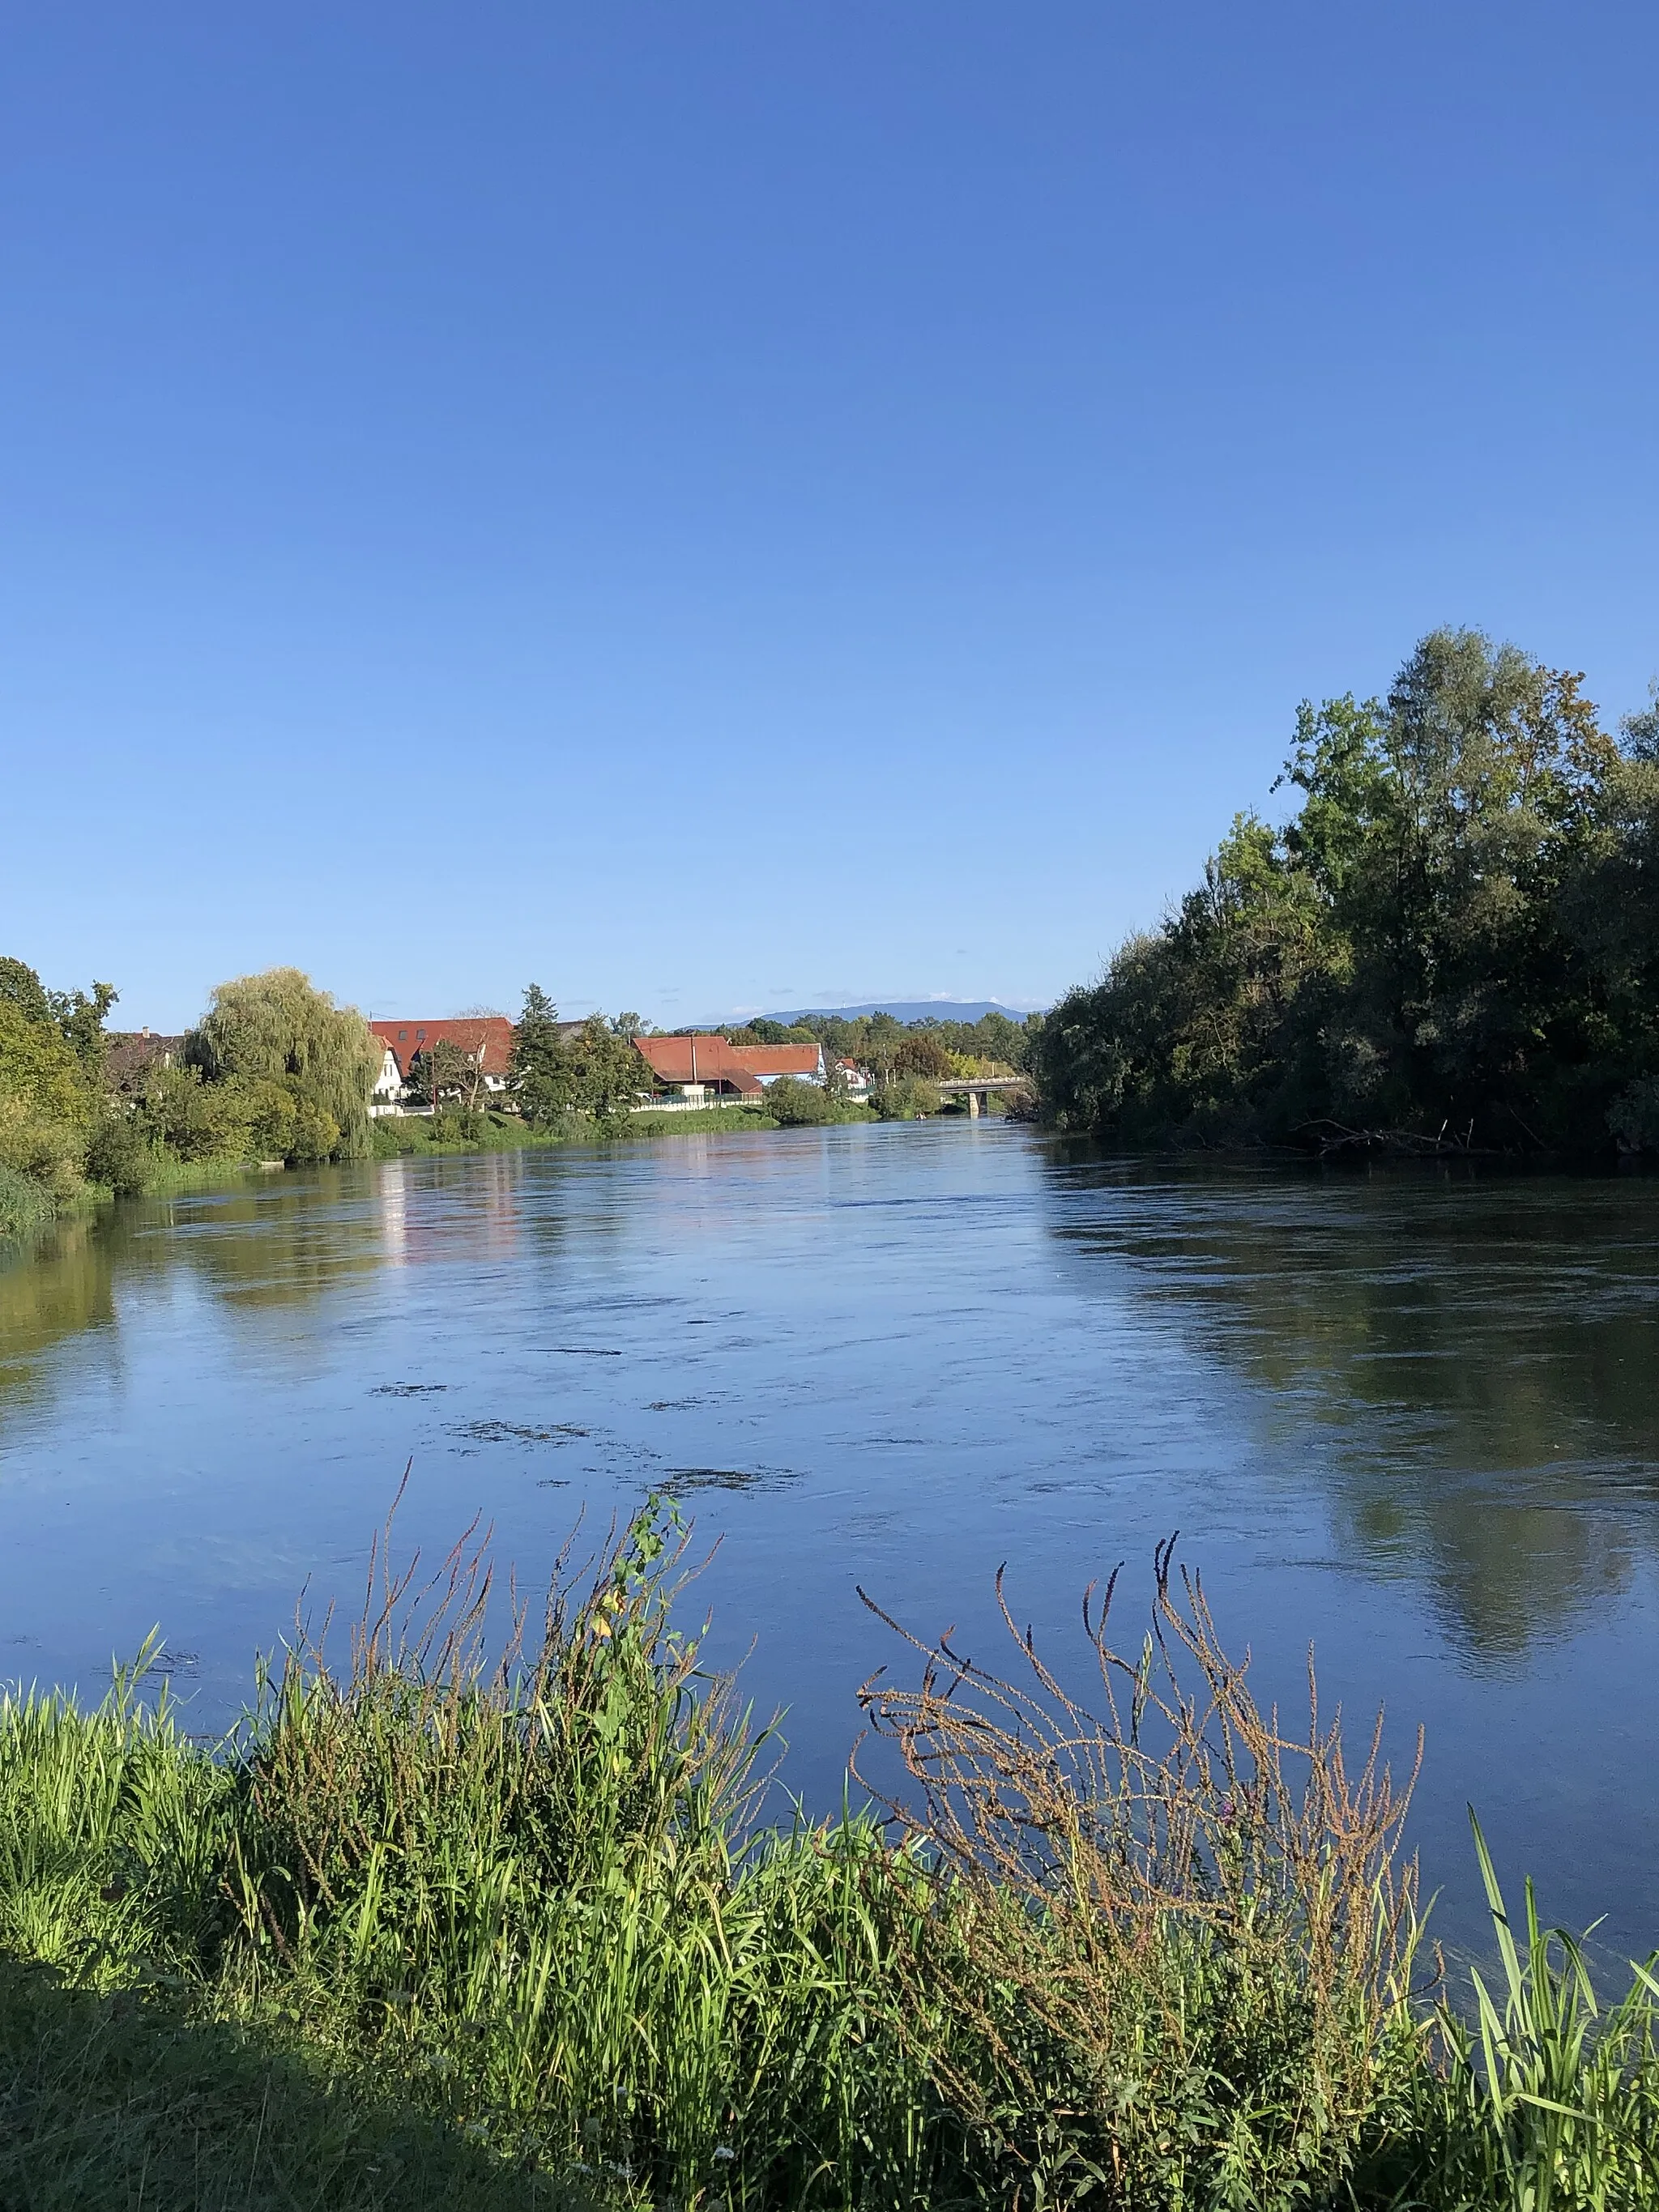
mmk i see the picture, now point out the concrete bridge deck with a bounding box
[932,1075,1028,1118]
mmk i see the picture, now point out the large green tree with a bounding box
[0,957,116,1220]
[509,985,569,1126]
[186,968,377,1161]
[1035,630,1658,1156]
[510,990,647,1127]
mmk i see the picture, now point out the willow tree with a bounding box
[187,968,378,1160]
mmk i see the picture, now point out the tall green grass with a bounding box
[2,1508,1656,2210]
[0,1161,56,1249]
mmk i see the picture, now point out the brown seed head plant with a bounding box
[853,1536,1427,2211]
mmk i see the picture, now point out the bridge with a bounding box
[932,1076,1028,1119]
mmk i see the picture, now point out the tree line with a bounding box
[0,963,386,1238]
[1034,629,1659,1158]
[0,964,1040,1240]
[727,1005,1038,1077]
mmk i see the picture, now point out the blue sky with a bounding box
[4,4,1657,1030]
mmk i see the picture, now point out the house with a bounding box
[631,1034,827,1105]
[369,1017,515,1115]
[104,1030,186,1094]
[834,1057,872,1102]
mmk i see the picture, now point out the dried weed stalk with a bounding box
[855,1537,1425,2204]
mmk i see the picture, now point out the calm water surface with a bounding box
[3,1123,1657,1957]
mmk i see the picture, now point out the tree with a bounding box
[569,1014,647,1126]
[892,1033,954,1080]
[0,995,94,1197]
[51,981,118,1072]
[133,1062,256,1163]
[873,1075,940,1120]
[1034,629,1651,1155]
[414,1033,493,1113]
[0,959,117,1073]
[0,958,113,1209]
[1279,631,1615,1140]
[510,984,570,1126]
[510,991,647,1127]
[187,968,377,1160]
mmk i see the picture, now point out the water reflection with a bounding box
[2,1132,1657,1954]
[0,1218,118,1417]
[1042,1157,1659,1663]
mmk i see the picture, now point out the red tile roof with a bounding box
[729,1044,822,1077]
[632,1036,825,1093]
[371,1017,514,1080]
[632,1035,763,1093]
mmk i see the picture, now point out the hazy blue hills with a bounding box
[762,999,1038,1025]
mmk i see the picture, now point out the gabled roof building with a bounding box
[369,1017,515,1112]
[632,1035,825,1098]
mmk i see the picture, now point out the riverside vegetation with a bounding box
[2,1502,1657,2211]
[0,964,1036,1249]
[0,963,386,1244]
[1034,629,1659,1159]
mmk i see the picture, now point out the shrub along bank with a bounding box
[2,1505,1655,2212]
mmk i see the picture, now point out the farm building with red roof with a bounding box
[632,1034,825,1102]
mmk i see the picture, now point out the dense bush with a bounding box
[874,1076,940,1119]
[761,1076,837,1125]
[0,1161,56,1245]
[83,1109,154,1197]
[0,960,113,1235]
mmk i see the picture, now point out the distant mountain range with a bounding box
[762,999,1038,1026]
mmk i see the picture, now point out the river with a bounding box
[2,1121,1657,1961]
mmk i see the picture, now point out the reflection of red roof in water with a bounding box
[371,1017,514,1079]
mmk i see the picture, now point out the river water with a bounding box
[2,1122,1657,1959]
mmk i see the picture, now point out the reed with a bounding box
[1397,1814,1659,2211]
[2,1508,1657,2210]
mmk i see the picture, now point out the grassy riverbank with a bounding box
[371,1103,883,1151]
[3,1507,1655,2211]
[624,1105,780,1136]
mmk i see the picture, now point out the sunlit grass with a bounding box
[2,1505,1657,2209]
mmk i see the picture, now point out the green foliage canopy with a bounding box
[509,987,647,1127]
[1034,629,1659,1155]
[186,968,376,1161]
[0,958,116,1219]
[761,1075,838,1125]
[726,1009,1038,1080]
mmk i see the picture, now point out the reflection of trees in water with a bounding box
[0,1220,117,1416]
[147,1170,391,1311]
[0,1169,398,1422]
[0,1155,568,1430]
[1045,1155,1659,1664]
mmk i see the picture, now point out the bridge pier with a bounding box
[966,1087,981,1119]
